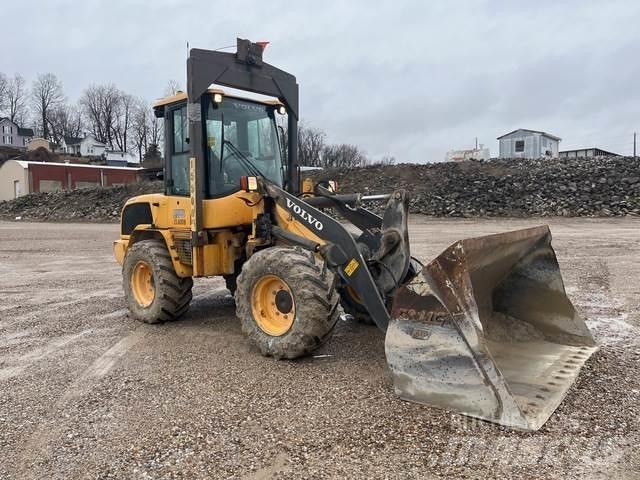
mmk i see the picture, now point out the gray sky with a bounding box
[4,0,640,162]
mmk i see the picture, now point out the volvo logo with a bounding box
[286,198,324,231]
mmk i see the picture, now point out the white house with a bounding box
[497,129,561,159]
[0,117,34,148]
[59,134,107,157]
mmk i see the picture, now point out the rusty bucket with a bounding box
[385,226,597,431]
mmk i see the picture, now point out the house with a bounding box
[559,147,620,158]
[445,145,490,162]
[58,134,107,157]
[497,129,561,159]
[0,117,34,148]
[104,149,138,166]
[0,159,142,201]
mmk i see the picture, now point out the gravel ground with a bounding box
[0,217,638,479]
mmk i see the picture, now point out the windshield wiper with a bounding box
[223,140,263,178]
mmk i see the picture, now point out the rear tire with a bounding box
[236,247,340,359]
[123,239,193,324]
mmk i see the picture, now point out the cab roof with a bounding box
[153,87,284,109]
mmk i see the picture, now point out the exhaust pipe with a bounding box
[385,225,597,431]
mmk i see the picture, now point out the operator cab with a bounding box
[154,89,286,198]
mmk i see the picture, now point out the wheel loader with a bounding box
[114,39,597,431]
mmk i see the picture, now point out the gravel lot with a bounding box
[0,218,639,479]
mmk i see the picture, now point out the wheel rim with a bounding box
[251,275,296,336]
[131,261,155,307]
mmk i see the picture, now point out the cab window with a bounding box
[170,105,190,196]
[205,98,283,198]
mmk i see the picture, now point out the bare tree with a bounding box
[31,73,64,139]
[80,84,120,146]
[0,72,7,113]
[321,143,367,169]
[298,124,326,167]
[131,98,149,161]
[49,103,83,144]
[6,74,28,125]
[163,79,182,97]
[112,93,135,152]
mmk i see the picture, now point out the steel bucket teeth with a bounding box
[385,225,597,431]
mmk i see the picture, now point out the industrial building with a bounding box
[0,160,142,201]
[445,145,490,162]
[559,147,620,158]
[497,129,561,159]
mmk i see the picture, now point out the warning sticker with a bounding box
[344,258,359,277]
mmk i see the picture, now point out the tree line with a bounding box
[0,71,175,163]
[1,71,393,168]
[285,123,396,169]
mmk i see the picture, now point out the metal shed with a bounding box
[498,129,561,159]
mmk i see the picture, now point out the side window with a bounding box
[172,106,188,153]
[515,140,525,153]
[170,106,190,196]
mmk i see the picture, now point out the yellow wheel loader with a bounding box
[114,39,596,431]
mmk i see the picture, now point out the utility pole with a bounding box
[634,132,637,160]
[475,136,478,150]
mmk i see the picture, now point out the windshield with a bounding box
[206,97,284,197]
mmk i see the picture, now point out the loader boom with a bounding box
[259,180,413,331]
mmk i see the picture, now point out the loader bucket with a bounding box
[385,225,597,431]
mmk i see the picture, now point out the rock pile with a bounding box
[1,156,639,222]
[312,156,640,217]
[0,182,163,222]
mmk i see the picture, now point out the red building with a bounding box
[0,160,143,201]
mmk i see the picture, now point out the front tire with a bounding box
[235,247,340,359]
[123,239,193,324]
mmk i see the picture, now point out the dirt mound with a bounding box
[311,156,640,217]
[0,182,163,222]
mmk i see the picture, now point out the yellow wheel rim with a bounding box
[251,275,296,336]
[131,261,155,307]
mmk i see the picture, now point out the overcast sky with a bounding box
[4,0,640,162]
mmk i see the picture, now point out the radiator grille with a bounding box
[172,231,192,265]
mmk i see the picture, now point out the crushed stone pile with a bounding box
[311,156,640,217]
[1,156,639,222]
[0,182,163,222]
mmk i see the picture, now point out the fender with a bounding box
[114,225,193,278]
[262,180,391,331]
